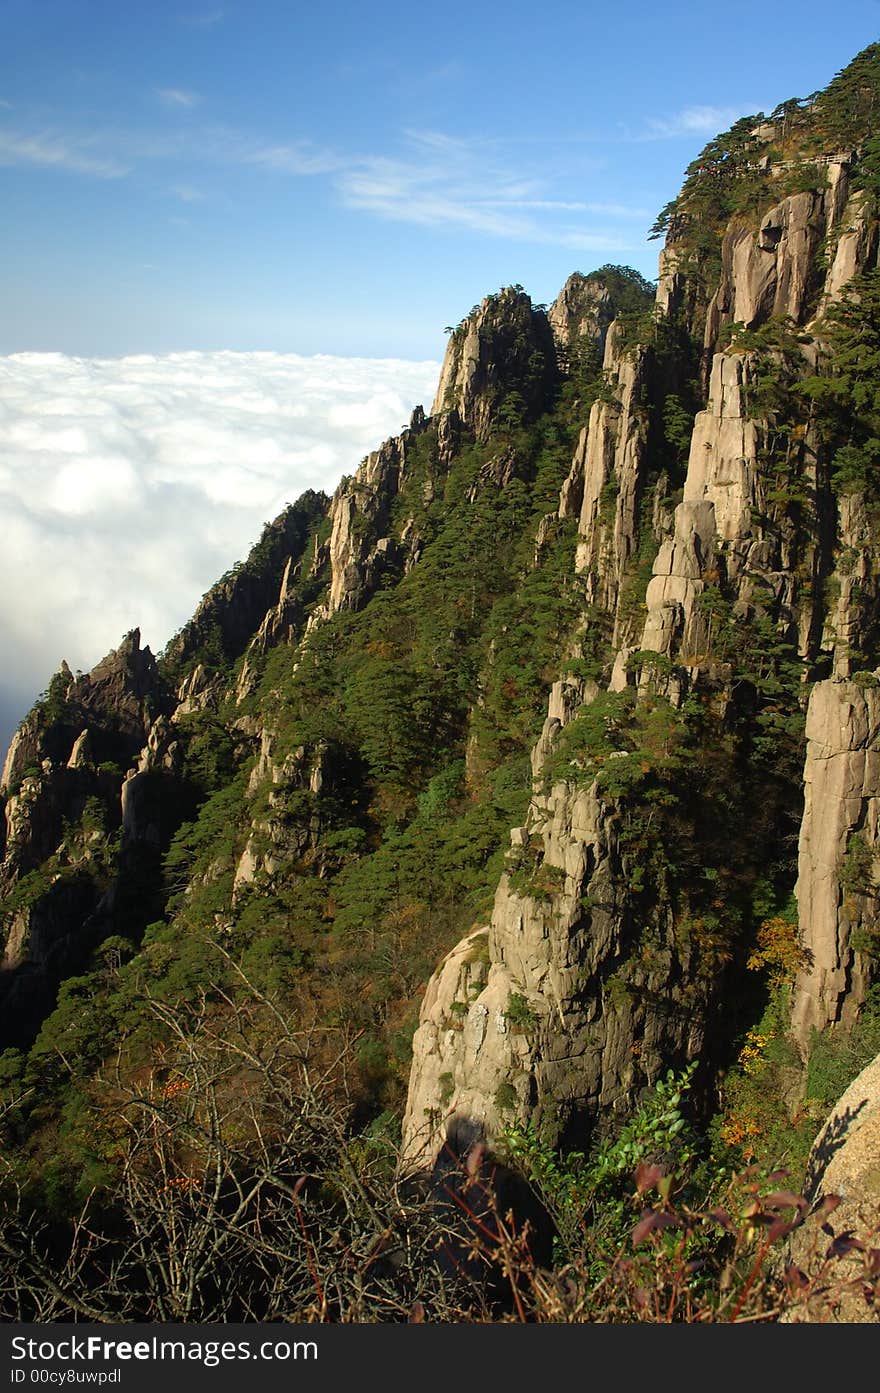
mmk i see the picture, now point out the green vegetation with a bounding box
[2,989,875,1322]
[718,969,880,1186]
[32,668,71,728]
[504,1064,701,1263]
[805,270,880,499]
[503,992,538,1032]
[805,985,880,1108]
[0,340,609,1198]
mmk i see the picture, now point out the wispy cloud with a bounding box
[237,139,344,176]
[0,108,644,250]
[157,87,201,110]
[483,198,651,218]
[335,131,640,250]
[0,128,128,178]
[644,104,760,139]
[339,160,527,236]
[178,7,224,26]
[170,183,205,202]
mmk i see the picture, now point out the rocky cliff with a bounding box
[2,47,880,1204]
[403,62,880,1163]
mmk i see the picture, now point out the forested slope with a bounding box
[2,44,880,1323]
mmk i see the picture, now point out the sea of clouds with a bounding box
[0,350,440,757]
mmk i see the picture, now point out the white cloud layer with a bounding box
[0,350,439,754]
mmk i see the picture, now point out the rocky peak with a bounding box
[431,286,557,441]
[548,267,655,371]
[70,628,163,742]
[320,408,430,618]
[547,272,615,358]
[1,632,166,801]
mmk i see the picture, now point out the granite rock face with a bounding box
[403,766,710,1165]
[322,410,429,617]
[0,631,164,880]
[791,680,880,1050]
[702,163,877,356]
[547,271,617,366]
[782,1051,880,1321]
[570,323,653,636]
[0,631,177,1037]
[403,147,880,1167]
[705,191,825,344]
[431,287,557,442]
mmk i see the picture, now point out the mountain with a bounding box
[2,44,880,1322]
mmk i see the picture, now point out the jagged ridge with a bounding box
[1,47,879,1213]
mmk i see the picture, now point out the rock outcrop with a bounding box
[782,1051,880,1321]
[791,679,880,1049]
[547,271,617,367]
[403,125,880,1167]
[569,323,654,631]
[0,631,165,881]
[0,631,178,1043]
[703,160,878,359]
[320,408,429,617]
[431,288,557,441]
[1,632,163,801]
[164,493,326,672]
[403,768,710,1164]
[704,190,826,350]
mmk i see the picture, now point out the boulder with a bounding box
[783,1052,880,1322]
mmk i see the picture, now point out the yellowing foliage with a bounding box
[746,915,808,984]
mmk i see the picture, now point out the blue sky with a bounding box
[2,0,878,359]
